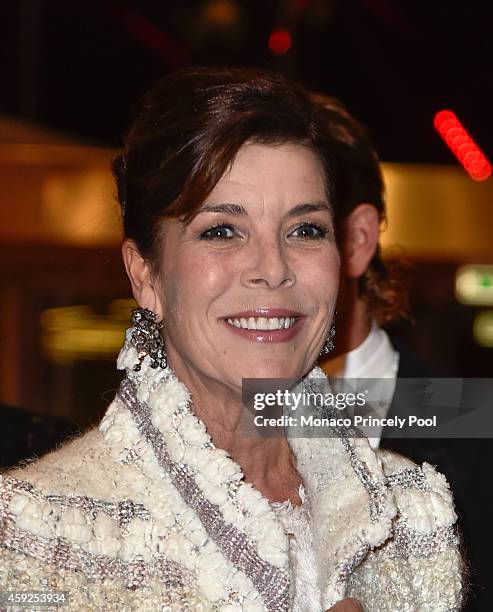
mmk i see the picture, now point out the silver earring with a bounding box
[320,322,336,356]
[130,307,168,371]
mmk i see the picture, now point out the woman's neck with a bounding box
[169,357,303,506]
[210,428,303,506]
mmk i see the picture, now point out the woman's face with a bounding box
[153,142,340,393]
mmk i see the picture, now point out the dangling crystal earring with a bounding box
[320,322,336,356]
[129,307,168,371]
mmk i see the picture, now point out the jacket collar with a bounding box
[107,330,397,610]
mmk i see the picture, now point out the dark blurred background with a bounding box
[0,2,492,609]
[2,0,493,161]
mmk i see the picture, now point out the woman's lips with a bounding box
[224,308,304,319]
[221,316,306,343]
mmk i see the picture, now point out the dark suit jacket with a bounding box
[380,338,490,611]
[0,403,79,470]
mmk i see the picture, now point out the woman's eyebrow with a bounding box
[197,202,331,217]
[198,203,247,216]
[286,202,331,217]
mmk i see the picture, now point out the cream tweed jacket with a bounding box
[0,333,465,611]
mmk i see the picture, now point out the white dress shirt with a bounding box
[323,322,400,448]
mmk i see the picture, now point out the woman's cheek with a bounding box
[171,252,233,324]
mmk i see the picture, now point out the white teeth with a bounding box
[256,317,268,330]
[226,316,297,330]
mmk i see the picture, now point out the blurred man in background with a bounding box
[313,94,424,447]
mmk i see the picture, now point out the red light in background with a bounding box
[268,30,292,55]
[433,110,492,181]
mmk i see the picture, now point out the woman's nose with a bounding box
[240,236,295,290]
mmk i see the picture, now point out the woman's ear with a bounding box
[121,239,163,319]
[340,203,380,279]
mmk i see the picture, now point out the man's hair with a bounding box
[311,93,410,324]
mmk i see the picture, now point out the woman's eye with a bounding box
[199,224,236,240]
[290,223,329,240]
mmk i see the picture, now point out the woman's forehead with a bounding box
[203,142,329,206]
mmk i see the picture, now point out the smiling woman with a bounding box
[0,67,464,611]
[123,141,339,392]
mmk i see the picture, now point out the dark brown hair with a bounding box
[112,66,336,267]
[311,93,410,324]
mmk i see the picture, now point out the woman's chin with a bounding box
[233,359,304,382]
